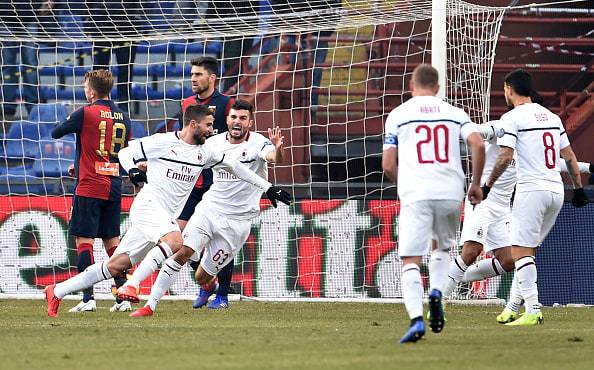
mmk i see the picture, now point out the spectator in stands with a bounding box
[0,1,54,120]
[84,0,144,114]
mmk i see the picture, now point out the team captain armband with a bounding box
[95,162,120,176]
[384,134,398,146]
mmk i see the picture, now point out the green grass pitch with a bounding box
[1,300,593,370]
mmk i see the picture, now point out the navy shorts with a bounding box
[178,186,209,221]
[69,195,121,239]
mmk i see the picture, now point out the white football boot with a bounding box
[68,299,97,312]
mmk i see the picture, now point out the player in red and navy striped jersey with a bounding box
[51,69,132,313]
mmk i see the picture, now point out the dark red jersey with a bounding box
[52,99,132,201]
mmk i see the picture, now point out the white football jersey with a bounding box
[120,132,224,218]
[383,95,478,204]
[497,103,569,194]
[480,121,517,205]
[201,132,274,219]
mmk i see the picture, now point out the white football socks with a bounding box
[54,261,112,299]
[146,258,182,311]
[401,264,423,320]
[463,257,504,282]
[506,271,523,313]
[442,255,467,297]
[515,256,539,314]
[126,242,172,288]
[429,250,450,293]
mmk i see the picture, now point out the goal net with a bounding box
[0,0,507,302]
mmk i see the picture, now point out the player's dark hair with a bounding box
[412,64,439,88]
[190,56,219,77]
[84,69,113,97]
[504,69,532,97]
[231,99,254,118]
[183,104,214,126]
[530,89,546,107]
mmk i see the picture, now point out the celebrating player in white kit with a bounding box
[484,70,588,326]
[442,117,592,324]
[45,104,291,317]
[382,64,485,343]
[129,99,287,316]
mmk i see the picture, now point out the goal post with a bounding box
[0,1,508,302]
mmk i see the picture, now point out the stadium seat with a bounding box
[33,158,74,178]
[1,121,46,160]
[131,121,148,139]
[0,164,45,195]
[28,104,69,124]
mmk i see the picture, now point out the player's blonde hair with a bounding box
[412,64,439,89]
[84,69,114,98]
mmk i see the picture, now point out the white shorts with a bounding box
[460,197,511,251]
[510,191,563,247]
[115,198,180,265]
[183,203,252,276]
[398,199,461,257]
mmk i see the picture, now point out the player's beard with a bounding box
[192,83,208,95]
[194,131,207,145]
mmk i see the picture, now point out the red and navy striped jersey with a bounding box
[181,89,234,188]
[52,99,132,201]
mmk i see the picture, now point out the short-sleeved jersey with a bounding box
[480,121,517,205]
[201,132,274,219]
[181,89,234,189]
[120,132,225,218]
[383,95,478,204]
[497,103,569,194]
[51,99,131,201]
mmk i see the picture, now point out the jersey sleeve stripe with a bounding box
[503,131,517,138]
[460,121,471,127]
[561,130,567,136]
[209,153,226,169]
[158,157,204,167]
[397,118,466,128]
[140,141,147,159]
[517,126,561,132]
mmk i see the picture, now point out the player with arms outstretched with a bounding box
[51,69,132,313]
[128,99,288,317]
[383,64,485,343]
[484,70,588,326]
[44,104,290,317]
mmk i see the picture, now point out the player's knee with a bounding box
[499,256,515,272]
[106,260,125,278]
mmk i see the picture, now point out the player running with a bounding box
[127,99,287,316]
[484,69,587,326]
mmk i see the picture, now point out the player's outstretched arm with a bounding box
[559,160,592,175]
[467,132,485,205]
[266,127,285,164]
[218,156,292,207]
